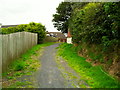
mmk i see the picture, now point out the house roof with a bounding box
[48,32,66,39]
[1,25,18,28]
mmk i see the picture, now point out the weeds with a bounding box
[12,60,26,71]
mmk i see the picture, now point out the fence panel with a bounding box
[0,32,38,72]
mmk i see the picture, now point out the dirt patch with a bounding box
[78,46,120,80]
[86,58,92,63]
[109,61,120,80]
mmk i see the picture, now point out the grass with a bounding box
[55,56,89,88]
[2,42,55,88]
[57,43,120,88]
[8,81,33,88]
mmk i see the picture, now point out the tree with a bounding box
[69,2,120,48]
[52,2,73,33]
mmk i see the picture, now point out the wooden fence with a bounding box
[0,32,38,73]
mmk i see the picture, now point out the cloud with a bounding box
[0,0,64,32]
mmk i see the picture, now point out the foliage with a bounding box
[1,22,46,43]
[12,60,26,71]
[69,2,120,49]
[67,2,120,79]
[52,2,73,33]
[58,43,120,88]
[52,2,88,33]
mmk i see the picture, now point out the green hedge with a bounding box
[69,2,120,49]
[1,22,46,43]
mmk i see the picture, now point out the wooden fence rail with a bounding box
[0,32,38,73]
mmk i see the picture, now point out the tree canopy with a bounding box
[53,1,120,51]
[52,2,73,33]
[69,2,120,46]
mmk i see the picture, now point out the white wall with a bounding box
[67,38,72,44]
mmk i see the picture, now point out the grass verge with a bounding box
[2,42,55,88]
[57,43,120,88]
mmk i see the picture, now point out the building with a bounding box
[1,25,18,28]
[67,30,72,44]
[46,32,66,42]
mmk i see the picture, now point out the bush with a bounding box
[1,22,46,43]
[69,2,120,48]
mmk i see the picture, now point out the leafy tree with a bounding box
[69,2,120,46]
[66,2,120,70]
[52,2,73,33]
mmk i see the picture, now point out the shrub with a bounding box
[1,22,46,43]
[69,2,120,48]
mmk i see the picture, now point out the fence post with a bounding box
[0,35,2,74]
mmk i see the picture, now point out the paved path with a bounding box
[35,43,72,88]
[35,43,89,88]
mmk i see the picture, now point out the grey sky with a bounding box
[0,0,64,32]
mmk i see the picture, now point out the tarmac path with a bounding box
[35,43,89,88]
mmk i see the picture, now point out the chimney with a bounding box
[67,30,71,38]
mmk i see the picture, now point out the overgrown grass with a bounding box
[58,43,120,88]
[2,42,55,88]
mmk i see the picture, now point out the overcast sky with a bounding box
[0,0,64,32]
